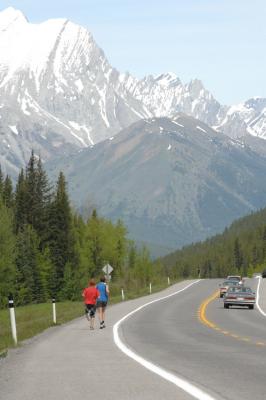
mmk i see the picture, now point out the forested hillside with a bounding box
[0,152,163,309]
[161,207,266,279]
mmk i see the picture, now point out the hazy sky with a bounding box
[1,0,265,105]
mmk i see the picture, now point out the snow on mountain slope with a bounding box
[215,97,266,140]
[1,7,266,177]
[46,114,266,251]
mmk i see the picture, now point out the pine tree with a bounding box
[14,169,28,233]
[25,150,39,227]
[0,200,16,308]
[234,238,243,271]
[47,172,75,293]
[3,175,13,208]
[16,225,45,304]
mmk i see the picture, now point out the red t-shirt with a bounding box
[83,287,99,305]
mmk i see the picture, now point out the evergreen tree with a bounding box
[24,150,38,227]
[14,169,28,233]
[35,157,52,248]
[0,200,16,308]
[3,175,13,208]
[234,238,243,271]
[16,225,45,304]
[48,172,75,293]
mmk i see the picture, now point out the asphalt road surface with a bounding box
[0,278,265,400]
[121,278,266,400]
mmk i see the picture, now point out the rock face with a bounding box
[2,7,266,177]
[47,114,266,252]
[0,7,149,175]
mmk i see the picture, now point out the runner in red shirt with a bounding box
[82,279,99,330]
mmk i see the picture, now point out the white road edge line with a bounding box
[113,280,217,400]
[256,276,266,317]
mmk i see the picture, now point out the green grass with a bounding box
[0,301,83,354]
[0,279,180,354]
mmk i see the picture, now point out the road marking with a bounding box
[256,342,266,346]
[256,277,266,317]
[198,290,266,347]
[113,280,218,400]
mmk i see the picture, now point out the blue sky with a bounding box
[1,0,265,105]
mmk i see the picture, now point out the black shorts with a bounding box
[96,301,107,309]
[85,304,96,317]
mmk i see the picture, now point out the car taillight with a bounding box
[226,296,237,299]
[245,297,255,300]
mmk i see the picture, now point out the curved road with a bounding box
[121,278,266,400]
[0,278,265,400]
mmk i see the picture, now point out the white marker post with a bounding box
[52,298,56,324]
[121,288,125,301]
[8,295,17,345]
[149,282,152,294]
[168,276,170,285]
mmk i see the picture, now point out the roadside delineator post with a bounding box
[149,282,152,294]
[121,288,125,301]
[168,276,170,285]
[52,298,56,324]
[8,294,17,345]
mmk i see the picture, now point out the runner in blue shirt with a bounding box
[96,276,109,329]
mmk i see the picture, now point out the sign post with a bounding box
[102,264,113,281]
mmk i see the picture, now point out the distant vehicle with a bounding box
[262,269,266,278]
[219,280,239,298]
[224,286,255,309]
[227,275,242,282]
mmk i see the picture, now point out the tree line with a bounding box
[0,152,163,309]
[160,207,266,279]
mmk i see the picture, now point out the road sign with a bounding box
[102,264,113,275]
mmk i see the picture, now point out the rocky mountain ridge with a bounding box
[47,114,266,254]
[1,7,266,177]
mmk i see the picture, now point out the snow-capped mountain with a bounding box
[215,97,266,139]
[1,7,266,177]
[0,7,149,175]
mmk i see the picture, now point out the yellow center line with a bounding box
[198,290,266,347]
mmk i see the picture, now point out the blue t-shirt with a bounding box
[96,282,108,302]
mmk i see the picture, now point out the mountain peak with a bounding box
[0,7,28,28]
[154,72,181,87]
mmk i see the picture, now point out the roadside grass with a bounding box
[0,279,180,354]
[0,301,83,354]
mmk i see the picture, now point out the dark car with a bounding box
[262,269,266,278]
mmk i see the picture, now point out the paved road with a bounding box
[0,280,196,400]
[0,278,265,400]
[121,278,266,400]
